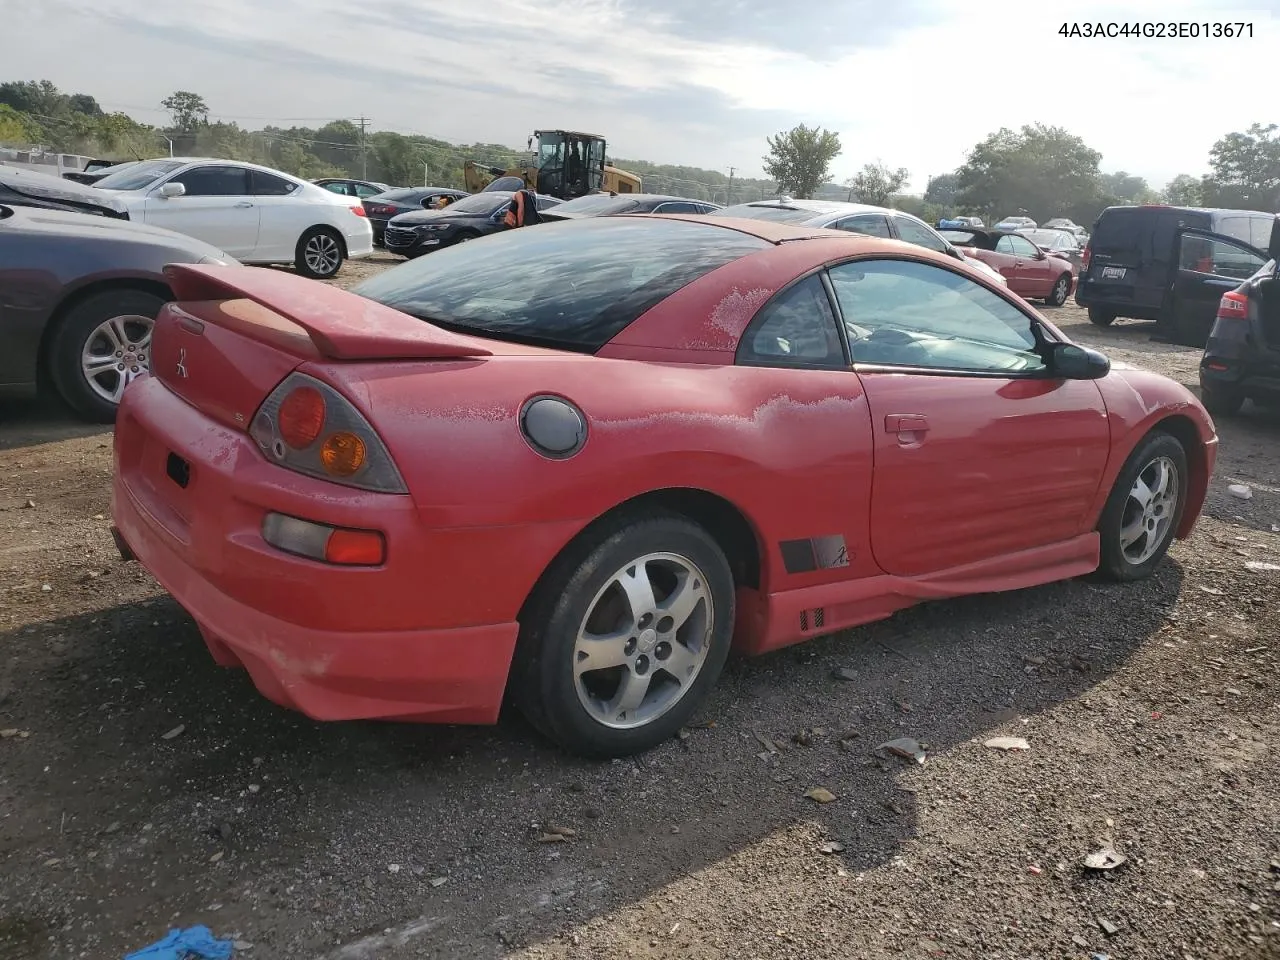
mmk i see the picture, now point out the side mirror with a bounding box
[158,182,185,199]
[1047,342,1110,380]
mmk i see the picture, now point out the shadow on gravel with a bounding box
[0,396,109,451]
[0,558,1185,958]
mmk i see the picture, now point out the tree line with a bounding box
[3,79,1277,223]
[763,120,1280,226]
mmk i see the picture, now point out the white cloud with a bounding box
[2,0,1276,192]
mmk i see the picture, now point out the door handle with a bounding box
[885,414,929,434]
[234,201,254,208]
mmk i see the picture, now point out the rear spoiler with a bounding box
[163,264,491,360]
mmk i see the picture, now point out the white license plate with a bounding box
[1101,266,1126,279]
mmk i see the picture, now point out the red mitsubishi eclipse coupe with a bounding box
[112,215,1217,757]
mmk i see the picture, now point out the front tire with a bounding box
[295,227,345,279]
[1088,306,1117,327]
[48,289,166,423]
[1096,431,1188,582]
[512,512,735,758]
[1046,273,1071,307]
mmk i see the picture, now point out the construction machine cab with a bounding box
[530,130,606,200]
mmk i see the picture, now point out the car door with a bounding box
[1168,230,1268,346]
[142,164,259,257]
[734,273,879,584]
[995,233,1052,296]
[248,169,303,262]
[832,214,892,238]
[827,257,1110,577]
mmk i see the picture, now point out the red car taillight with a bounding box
[367,204,395,216]
[1217,290,1249,321]
[350,205,367,217]
[249,373,407,494]
[261,512,386,566]
[1081,243,1092,271]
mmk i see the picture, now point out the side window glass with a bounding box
[252,171,296,196]
[322,182,349,195]
[1008,235,1038,257]
[995,235,1017,254]
[737,274,845,370]
[835,215,891,238]
[354,184,381,198]
[1249,217,1273,251]
[828,259,1046,373]
[1179,234,1266,280]
[169,166,249,197]
[893,217,948,252]
[655,201,697,213]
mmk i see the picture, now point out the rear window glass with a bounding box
[352,218,769,353]
[1216,216,1253,246]
[378,189,426,202]
[715,203,822,224]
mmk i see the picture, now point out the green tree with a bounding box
[847,161,909,206]
[0,79,65,117]
[762,124,842,199]
[1204,123,1280,209]
[1101,171,1152,203]
[1163,173,1202,206]
[161,91,209,135]
[923,172,958,207]
[0,104,43,144]
[955,124,1105,225]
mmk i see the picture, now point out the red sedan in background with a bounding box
[111,216,1216,758]
[939,227,1077,305]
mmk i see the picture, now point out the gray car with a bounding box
[0,203,233,422]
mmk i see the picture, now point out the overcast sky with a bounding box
[3,0,1276,191]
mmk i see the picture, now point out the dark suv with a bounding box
[1199,223,1280,416]
[1077,204,1274,346]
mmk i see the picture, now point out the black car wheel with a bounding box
[48,289,166,423]
[295,227,345,279]
[1200,384,1245,417]
[1095,430,1188,582]
[1088,306,1117,327]
[511,510,735,758]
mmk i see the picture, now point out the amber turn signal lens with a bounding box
[320,431,366,476]
[277,386,326,449]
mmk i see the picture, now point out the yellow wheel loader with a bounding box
[463,130,641,199]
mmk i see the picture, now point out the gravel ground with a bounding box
[1,257,1278,960]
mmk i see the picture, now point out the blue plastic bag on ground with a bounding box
[123,925,234,960]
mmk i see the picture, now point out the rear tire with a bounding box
[295,227,345,279]
[1045,274,1071,307]
[1201,385,1244,417]
[48,289,166,423]
[1095,431,1188,582]
[511,511,735,758]
[1088,306,1117,327]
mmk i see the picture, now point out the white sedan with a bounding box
[93,158,374,279]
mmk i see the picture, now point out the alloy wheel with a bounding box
[1119,455,1179,565]
[304,233,342,275]
[572,551,714,730]
[81,314,153,404]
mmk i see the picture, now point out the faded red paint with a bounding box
[112,222,1217,726]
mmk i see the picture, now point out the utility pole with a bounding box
[727,166,735,206]
[354,116,371,179]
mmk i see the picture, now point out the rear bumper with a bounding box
[111,377,519,725]
[1200,361,1280,400]
[345,226,375,260]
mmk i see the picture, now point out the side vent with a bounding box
[799,608,826,632]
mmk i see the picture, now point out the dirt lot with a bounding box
[1,257,1278,959]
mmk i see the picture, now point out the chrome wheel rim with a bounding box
[81,314,153,405]
[1053,276,1069,301]
[304,233,341,275]
[573,552,714,730]
[1119,455,1179,565]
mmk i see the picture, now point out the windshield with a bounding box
[555,194,638,215]
[939,230,978,244]
[440,192,511,215]
[715,203,824,224]
[93,159,185,190]
[1024,230,1074,249]
[352,218,769,352]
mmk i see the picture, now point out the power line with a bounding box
[354,116,371,179]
